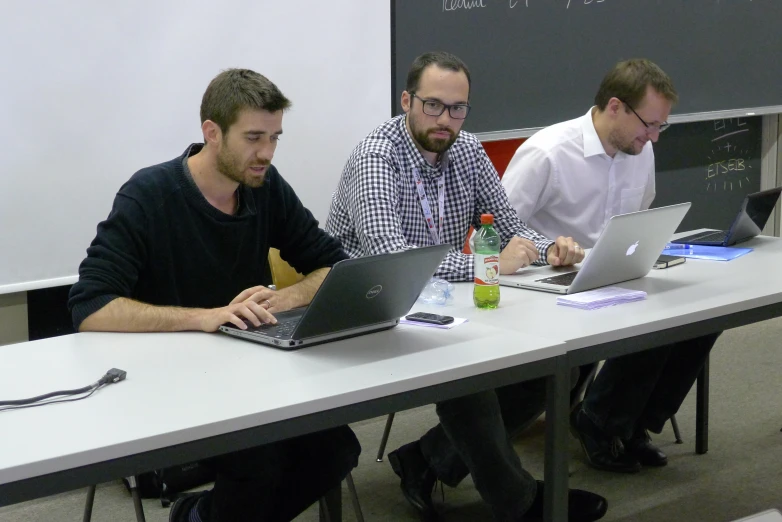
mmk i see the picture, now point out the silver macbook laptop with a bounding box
[219,245,450,349]
[671,187,782,246]
[498,203,691,295]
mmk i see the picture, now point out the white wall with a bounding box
[0,0,391,294]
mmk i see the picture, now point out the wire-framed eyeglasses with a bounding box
[618,99,670,133]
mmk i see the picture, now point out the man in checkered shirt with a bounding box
[326,52,606,522]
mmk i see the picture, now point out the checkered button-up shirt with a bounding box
[325,115,555,282]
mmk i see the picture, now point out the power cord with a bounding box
[0,368,127,412]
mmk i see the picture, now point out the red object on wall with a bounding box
[483,138,526,179]
[462,137,528,253]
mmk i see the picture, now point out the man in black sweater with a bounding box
[68,69,360,522]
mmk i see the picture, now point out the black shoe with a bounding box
[388,441,439,521]
[570,403,641,474]
[169,491,209,522]
[623,426,668,467]
[525,480,608,522]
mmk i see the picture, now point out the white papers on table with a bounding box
[557,286,646,310]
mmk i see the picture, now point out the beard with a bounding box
[410,122,458,154]
[216,143,270,188]
[217,143,271,188]
[608,129,643,156]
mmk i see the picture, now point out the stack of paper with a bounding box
[557,286,647,310]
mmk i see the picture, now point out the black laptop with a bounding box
[671,187,782,246]
[219,245,450,350]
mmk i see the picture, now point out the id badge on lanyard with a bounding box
[412,168,445,245]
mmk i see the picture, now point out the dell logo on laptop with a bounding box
[366,285,383,299]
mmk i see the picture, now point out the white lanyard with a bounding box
[411,168,445,245]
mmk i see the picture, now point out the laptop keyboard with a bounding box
[675,230,728,244]
[248,319,299,339]
[535,271,579,286]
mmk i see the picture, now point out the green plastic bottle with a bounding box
[473,213,501,309]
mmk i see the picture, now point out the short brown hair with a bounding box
[594,59,678,111]
[200,69,292,133]
[406,51,471,94]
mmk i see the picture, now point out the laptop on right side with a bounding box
[498,203,691,295]
[671,187,782,246]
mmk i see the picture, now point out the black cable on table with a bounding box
[0,368,126,412]
[0,385,106,412]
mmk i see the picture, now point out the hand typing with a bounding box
[499,236,540,274]
[198,300,276,332]
[547,236,584,267]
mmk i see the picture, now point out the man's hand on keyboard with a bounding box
[547,236,584,267]
[499,237,540,274]
[230,284,300,316]
[197,300,277,332]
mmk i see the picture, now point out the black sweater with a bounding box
[68,144,347,330]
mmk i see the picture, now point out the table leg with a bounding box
[696,359,710,455]
[544,355,569,522]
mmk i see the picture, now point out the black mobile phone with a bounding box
[653,254,686,269]
[405,312,455,325]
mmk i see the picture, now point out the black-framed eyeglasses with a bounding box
[617,99,670,133]
[410,93,471,120]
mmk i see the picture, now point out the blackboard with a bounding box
[392,0,782,134]
[652,117,762,233]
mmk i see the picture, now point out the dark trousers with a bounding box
[583,333,720,439]
[419,372,576,520]
[199,425,360,522]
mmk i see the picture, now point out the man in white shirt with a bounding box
[502,59,719,473]
[502,99,656,249]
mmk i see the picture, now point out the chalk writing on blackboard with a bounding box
[510,0,604,8]
[441,0,754,12]
[705,118,753,192]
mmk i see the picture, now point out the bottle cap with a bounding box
[480,214,494,225]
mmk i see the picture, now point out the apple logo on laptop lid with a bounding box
[626,241,639,256]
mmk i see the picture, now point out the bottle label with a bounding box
[474,254,500,286]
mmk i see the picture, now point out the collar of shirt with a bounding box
[398,115,450,178]
[581,107,608,158]
[581,107,629,163]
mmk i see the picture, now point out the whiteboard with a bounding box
[0,0,390,294]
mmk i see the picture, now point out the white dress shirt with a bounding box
[502,108,656,248]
